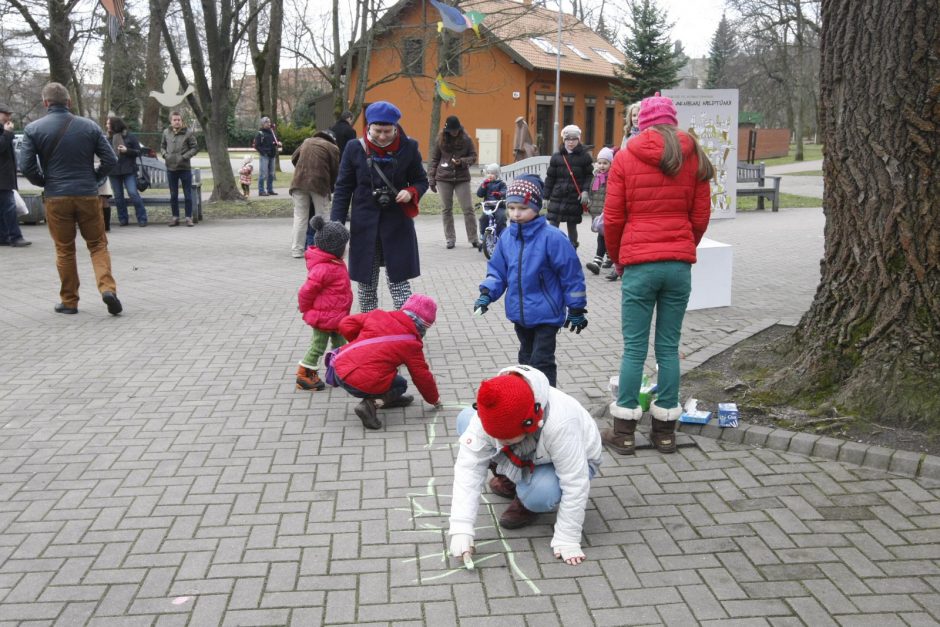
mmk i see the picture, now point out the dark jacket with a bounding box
[161,125,198,171]
[290,137,340,196]
[0,129,17,191]
[19,105,116,197]
[428,132,477,185]
[330,119,357,156]
[254,127,279,157]
[544,143,593,224]
[476,178,507,201]
[330,130,429,284]
[110,132,143,177]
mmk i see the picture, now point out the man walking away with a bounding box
[18,82,122,316]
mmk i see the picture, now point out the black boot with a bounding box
[355,399,382,429]
[381,393,414,409]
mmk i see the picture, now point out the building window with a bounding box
[604,102,615,146]
[562,94,575,127]
[565,43,590,60]
[403,39,424,76]
[592,48,622,65]
[530,37,561,55]
[584,100,596,146]
[441,34,462,76]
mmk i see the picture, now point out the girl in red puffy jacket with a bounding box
[602,93,715,457]
[296,216,353,391]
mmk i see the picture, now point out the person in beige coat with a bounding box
[290,130,340,258]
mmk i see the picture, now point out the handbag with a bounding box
[136,154,151,192]
[12,190,28,216]
[324,333,416,388]
[591,212,604,233]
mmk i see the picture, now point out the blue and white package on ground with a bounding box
[718,402,739,428]
[679,398,712,425]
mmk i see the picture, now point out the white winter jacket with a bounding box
[448,365,603,550]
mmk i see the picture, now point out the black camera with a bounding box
[373,187,395,208]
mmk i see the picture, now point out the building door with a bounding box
[536,104,553,156]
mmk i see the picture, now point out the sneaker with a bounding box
[446,241,455,249]
[291,251,304,259]
[185,217,194,227]
[605,269,620,281]
[10,238,31,247]
[268,191,278,195]
[54,303,78,315]
[102,291,123,316]
[489,474,517,499]
[499,497,537,529]
[586,258,601,275]
[296,365,325,391]
[258,191,268,197]
[471,240,481,250]
[601,255,613,269]
[355,399,382,430]
[168,217,180,227]
[138,222,148,227]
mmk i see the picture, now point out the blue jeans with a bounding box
[456,407,592,513]
[339,374,407,401]
[618,261,691,410]
[110,173,148,225]
[166,170,193,218]
[258,154,276,194]
[0,190,24,243]
[514,323,558,387]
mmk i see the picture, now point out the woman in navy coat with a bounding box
[330,101,429,312]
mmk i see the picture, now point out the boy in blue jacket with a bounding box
[473,174,587,386]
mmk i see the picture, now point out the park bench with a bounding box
[109,156,204,223]
[498,156,552,181]
[736,162,781,212]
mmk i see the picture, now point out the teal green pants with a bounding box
[301,328,346,369]
[617,261,691,410]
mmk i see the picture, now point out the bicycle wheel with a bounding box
[483,228,498,260]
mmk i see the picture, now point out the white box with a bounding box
[688,237,732,310]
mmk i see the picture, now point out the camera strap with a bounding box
[360,137,399,195]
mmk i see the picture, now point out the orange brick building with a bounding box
[346,0,626,163]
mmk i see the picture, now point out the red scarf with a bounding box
[364,132,402,157]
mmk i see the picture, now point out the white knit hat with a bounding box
[561,124,582,139]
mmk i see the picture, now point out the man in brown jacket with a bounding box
[290,130,340,258]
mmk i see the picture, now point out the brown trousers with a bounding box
[44,195,117,308]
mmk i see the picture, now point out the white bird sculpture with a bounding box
[149,71,194,108]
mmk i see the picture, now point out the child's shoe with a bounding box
[499,497,537,529]
[296,365,325,391]
[381,393,414,409]
[586,256,602,275]
[355,399,382,429]
[489,475,517,498]
[601,254,613,269]
[605,269,620,281]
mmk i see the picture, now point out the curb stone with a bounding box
[674,317,940,482]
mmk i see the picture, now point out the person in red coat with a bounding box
[296,216,353,391]
[602,92,715,456]
[333,293,442,429]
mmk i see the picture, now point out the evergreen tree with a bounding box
[595,13,615,45]
[613,0,684,102]
[706,13,737,88]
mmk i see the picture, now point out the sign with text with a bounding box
[662,89,739,219]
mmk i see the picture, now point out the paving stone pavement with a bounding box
[6,207,940,626]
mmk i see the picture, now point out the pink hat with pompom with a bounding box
[637,92,678,131]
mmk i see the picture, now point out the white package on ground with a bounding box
[688,237,733,310]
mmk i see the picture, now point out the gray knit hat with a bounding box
[309,215,349,258]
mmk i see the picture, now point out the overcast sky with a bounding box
[653,0,728,58]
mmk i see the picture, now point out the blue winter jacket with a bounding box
[480,216,587,327]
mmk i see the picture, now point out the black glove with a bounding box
[474,292,491,315]
[564,308,588,334]
[429,183,438,193]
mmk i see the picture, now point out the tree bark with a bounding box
[774,0,940,425]
[142,0,172,133]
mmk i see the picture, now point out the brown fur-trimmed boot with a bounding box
[487,462,517,499]
[499,497,537,529]
[601,404,642,455]
[296,365,325,391]
[650,404,682,454]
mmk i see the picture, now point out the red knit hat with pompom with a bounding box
[475,374,542,440]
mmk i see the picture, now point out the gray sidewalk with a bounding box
[4,208,940,626]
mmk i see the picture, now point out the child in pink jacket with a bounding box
[296,216,353,390]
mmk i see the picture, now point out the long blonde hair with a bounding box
[654,125,715,181]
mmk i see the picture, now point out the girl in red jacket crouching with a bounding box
[332,294,442,429]
[602,92,715,456]
[296,216,353,391]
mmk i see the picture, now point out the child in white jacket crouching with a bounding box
[448,365,602,565]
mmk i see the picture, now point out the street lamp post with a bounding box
[552,0,562,154]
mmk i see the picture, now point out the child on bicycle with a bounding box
[586,147,614,275]
[473,174,588,387]
[476,163,508,238]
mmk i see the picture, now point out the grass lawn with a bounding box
[761,143,824,167]
[737,192,821,211]
[786,170,824,177]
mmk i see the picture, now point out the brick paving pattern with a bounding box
[5,206,940,625]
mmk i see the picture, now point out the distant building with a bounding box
[343,0,627,163]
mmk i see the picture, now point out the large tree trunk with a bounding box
[142,0,171,132]
[774,0,940,425]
